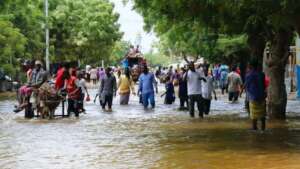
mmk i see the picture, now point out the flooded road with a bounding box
[1,88,300,169]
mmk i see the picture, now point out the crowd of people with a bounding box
[13,56,268,131]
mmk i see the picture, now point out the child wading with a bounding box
[202,68,217,115]
[163,76,175,104]
[99,67,117,112]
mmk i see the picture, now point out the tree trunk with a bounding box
[247,34,266,64]
[266,29,293,120]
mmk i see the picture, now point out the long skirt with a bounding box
[250,100,266,120]
[120,93,130,105]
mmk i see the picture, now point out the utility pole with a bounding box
[45,0,50,71]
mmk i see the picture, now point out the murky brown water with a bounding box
[0,88,300,169]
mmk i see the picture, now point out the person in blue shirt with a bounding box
[243,61,266,131]
[138,65,158,109]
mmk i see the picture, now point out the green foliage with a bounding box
[50,0,122,64]
[1,64,14,75]
[144,52,172,66]
[110,40,131,65]
[0,0,122,68]
[0,19,26,64]
[133,0,300,60]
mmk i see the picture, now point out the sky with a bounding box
[110,0,157,53]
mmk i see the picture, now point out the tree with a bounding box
[133,0,300,119]
[0,19,26,64]
[110,40,131,65]
[50,0,122,64]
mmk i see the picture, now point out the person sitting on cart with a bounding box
[28,60,47,109]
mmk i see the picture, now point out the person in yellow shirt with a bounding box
[118,68,136,105]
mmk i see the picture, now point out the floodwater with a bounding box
[0,88,300,169]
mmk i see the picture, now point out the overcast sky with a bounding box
[110,0,157,53]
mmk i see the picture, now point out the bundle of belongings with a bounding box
[37,81,63,118]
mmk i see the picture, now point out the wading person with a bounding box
[227,66,243,103]
[202,68,217,115]
[163,76,175,104]
[66,68,81,117]
[99,67,117,112]
[118,68,135,105]
[76,71,89,113]
[244,61,267,131]
[219,64,228,94]
[138,65,158,109]
[90,66,98,85]
[29,60,47,113]
[178,67,188,110]
[185,62,206,118]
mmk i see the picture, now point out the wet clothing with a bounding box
[67,99,79,117]
[66,75,80,117]
[189,94,204,117]
[139,72,156,108]
[164,81,175,104]
[245,70,266,120]
[201,75,215,115]
[202,98,211,115]
[229,91,239,101]
[138,73,156,95]
[120,94,130,105]
[101,95,113,109]
[99,74,116,109]
[249,100,266,120]
[99,75,117,97]
[186,70,204,117]
[178,73,188,109]
[142,92,155,108]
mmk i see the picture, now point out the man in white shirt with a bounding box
[185,62,206,118]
